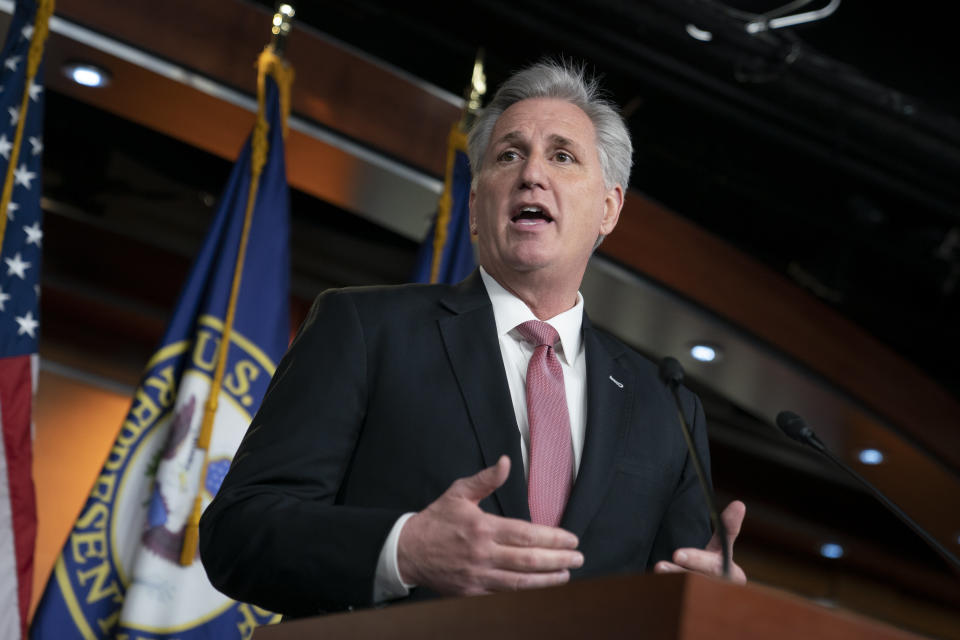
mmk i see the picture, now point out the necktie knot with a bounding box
[516,320,560,349]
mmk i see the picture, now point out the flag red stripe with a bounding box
[0,355,36,638]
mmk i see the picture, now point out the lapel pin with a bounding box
[608,375,624,389]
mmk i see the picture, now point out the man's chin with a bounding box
[503,254,553,274]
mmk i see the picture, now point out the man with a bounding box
[199,61,746,618]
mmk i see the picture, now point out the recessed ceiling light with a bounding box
[690,344,720,362]
[819,542,844,559]
[857,448,884,465]
[63,62,111,88]
[685,24,713,42]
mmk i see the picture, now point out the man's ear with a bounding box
[599,184,624,236]
[469,189,478,235]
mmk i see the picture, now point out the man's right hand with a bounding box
[397,455,583,596]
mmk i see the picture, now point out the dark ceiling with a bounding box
[245,0,960,399]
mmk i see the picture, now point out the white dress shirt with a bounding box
[480,268,588,477]
[373,268,588,601]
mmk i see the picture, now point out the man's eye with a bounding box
[497,150,520,162]
[554,151,575,163]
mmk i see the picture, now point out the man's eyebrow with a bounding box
[495,131,526,146]
[548,134,579,149]
[494,131,582,149]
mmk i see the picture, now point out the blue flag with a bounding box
[30,50,292,639]
[411,125,475,284]
[0,2,51,638]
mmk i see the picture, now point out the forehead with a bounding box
[490,98,597,149]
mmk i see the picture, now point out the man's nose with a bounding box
[519,153,547,189]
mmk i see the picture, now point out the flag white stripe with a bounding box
[0,397,23,640]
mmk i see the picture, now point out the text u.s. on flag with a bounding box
[29,46,293,639]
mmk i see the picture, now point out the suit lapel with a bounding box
[438,273,530,520]
[561,315,633,537]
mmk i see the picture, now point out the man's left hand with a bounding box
[653,500,747,584]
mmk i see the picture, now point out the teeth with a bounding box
[520,206,542,213]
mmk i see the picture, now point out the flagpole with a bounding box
[0,0,53,252]
[179,7,295,566]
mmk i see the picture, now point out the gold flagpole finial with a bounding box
[271,4,296,56]
[459,48,486,131]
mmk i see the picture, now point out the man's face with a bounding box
[469,97,623,287]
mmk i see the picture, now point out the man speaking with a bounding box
[200,60,746,617]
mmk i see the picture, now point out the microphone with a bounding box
[658,357,731,578]
[775,411,960,576]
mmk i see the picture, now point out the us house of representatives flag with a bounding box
[0,1,52,639]
[30,48,292,639]
[411,123,475,285]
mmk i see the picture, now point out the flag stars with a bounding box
[8,106,19,126]
[28,80,42,102]
[29,136,42,156]
[13,164,36,189]
[7,201,18,221]
[15,311,38,338]
[0,134,10,160]
[21,25,34,42]
[5,252,30,279]
[23,222,42,246]
[4,55,21,72]
[0,287,9,312]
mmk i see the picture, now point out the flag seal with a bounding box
[48,318,278,638]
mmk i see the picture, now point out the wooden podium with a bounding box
[252,573,924,639]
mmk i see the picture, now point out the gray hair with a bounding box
[467,60,633,190]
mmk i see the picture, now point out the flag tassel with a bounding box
[428,126,468,283]
[179,47,293,566]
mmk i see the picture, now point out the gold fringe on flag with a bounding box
[428,49,484,284]
[428,124,469,284]
[0,0,55,251]
[180,46,294,566]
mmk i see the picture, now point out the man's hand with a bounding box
[654,500,747,584]
[398,455,584,596]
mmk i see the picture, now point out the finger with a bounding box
[475,568,572,594]
[492,518,579,549]
[672,548,748,584]
[653,560,687,574]
[490,545,584,573]
[671,548,723,576]
[448,455,511,503]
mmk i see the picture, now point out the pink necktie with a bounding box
[516,320,573,527]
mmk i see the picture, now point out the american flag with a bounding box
[0,1,50,638]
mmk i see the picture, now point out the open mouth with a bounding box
[511,205,554,225]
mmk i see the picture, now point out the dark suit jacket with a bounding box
[199,272,712,616]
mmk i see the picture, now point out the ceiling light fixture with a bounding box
[689,343,721,362]
[685,24,713,42]
[63,62,111,88]
[857,448,884,465]
[819,542,844,559]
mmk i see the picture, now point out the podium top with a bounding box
[253,573,925,640]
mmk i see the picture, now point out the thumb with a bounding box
[722,500,746,546]
[448,455,511,503]
[706,500,746,553]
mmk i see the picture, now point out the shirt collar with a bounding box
[479,266,584,366]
